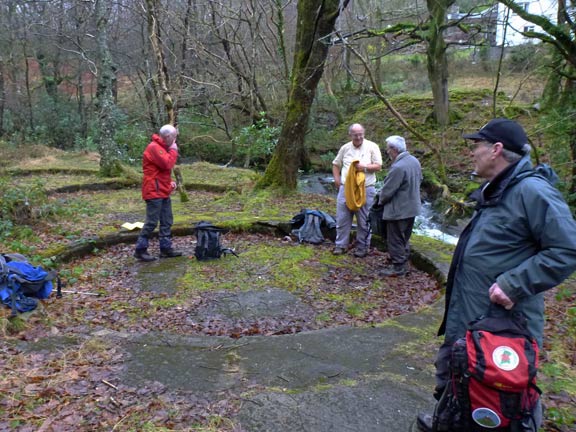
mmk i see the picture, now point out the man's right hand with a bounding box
[169,143,178,151]
[489,283,515,310]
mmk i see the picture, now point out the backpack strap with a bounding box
[3,253,28,263]
[221,247,239,258]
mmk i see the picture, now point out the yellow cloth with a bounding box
[344,160,366,211]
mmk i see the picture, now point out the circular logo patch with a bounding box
[492,345,520,371]
[472,407,501,428]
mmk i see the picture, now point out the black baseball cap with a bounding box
[463,118,528,155]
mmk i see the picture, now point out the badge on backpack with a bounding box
[472,407,501,428]
[492,345,520,371]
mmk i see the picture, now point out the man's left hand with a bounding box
[488,283,515,310]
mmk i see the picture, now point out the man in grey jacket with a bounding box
[417,118,576,431]
[378,135,422,276]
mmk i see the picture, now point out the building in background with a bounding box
[495,0,558,46]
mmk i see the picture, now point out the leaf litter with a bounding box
[1,232,574,431]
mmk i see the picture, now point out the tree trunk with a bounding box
[258,0,350,190]
[426,0,454,127]
[493,7,509,117]
[23,43,34,135]
[146,0,175,125]
[146,0,189,202]
[94,0,122,176]
[541,52,564,110]
[76,68,88,141]
[0,58,4,137]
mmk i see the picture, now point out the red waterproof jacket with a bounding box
[141,134,178,200]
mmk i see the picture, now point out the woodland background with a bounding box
[1,0,576,430]
[0,0,575,194]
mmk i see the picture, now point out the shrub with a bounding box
[0,177,95,242]
[232,115,280,168]
[113,122,149,165]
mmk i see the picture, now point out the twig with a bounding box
[206,342,249,351]
[61,290,101,296]
[102,379,118,390]
[198,365,240,373]
[208,344,224,351]
[225,342,249,350]
[112,414,129,431]
[240,397,264,407]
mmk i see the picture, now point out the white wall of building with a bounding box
[495,0,558,46]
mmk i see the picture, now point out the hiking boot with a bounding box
[332,247,346,256]
[379,264,408,277]
[353,248,368,258]
[416,413,433,432]
[134,249,157,262]
[160,249,183,258]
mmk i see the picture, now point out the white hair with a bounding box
[502,144,531,163]
[348,123,365,134]
[159,124,176,138]
[386,135,406,153]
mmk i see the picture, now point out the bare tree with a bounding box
[258,0,350,190]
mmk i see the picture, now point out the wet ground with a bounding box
[106,297,442,431]
[115,239,447,431]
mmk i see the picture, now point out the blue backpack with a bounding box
[0,254,58,315]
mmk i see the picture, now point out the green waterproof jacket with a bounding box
[438,157,576,347]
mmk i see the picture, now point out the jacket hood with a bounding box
[151,134,167,147]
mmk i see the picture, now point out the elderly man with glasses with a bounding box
[377,135,422,277]
[417,118,576,431]
[332,123,383,257]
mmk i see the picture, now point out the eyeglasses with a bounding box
[350,133,364,138]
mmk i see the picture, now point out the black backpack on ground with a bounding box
[193,221,238,261]
[433,308,540,432]
[289,209,336,244]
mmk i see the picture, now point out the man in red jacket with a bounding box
[133,124,182,261]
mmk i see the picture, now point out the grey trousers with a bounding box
[335,185,376,250]
[135,198,174,251]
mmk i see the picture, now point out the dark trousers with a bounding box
[385,217,415,266]
[135,198,173,251]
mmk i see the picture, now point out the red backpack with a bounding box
[433,310,541,431]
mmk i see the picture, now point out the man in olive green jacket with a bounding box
[417,118,576,432]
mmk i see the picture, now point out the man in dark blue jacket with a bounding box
[417,118,576,431]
